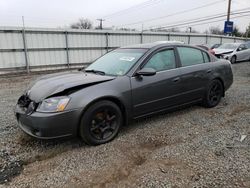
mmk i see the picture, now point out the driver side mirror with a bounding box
[136,67,156,76]
[237,47,242,51]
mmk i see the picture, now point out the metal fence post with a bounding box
[205,34,208,44]
[106,32,109,53]
[65,31,70,68]
[168,33,170,41]
[188,34,191,44]
[220,36,223,44]
[21,28,29,73]
[140,32,143,44]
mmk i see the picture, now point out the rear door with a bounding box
[130,47,183,117]
[176,46,211,102]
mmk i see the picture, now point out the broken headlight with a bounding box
[36,96,70,112]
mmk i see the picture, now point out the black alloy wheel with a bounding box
[80,100,122,145]
[204,79,223,108]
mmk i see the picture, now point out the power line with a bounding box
[103,0,164,19]
[115,0,226,27]
[149,8,250,29]
[153,10,250,30]
[165,13,250,30]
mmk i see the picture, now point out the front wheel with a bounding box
[79,100,123,145]
[230,55,236,64]
[203,79,224,108]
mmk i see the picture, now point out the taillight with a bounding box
[209,49,215,55]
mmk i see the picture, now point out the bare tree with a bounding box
[232,25,243,37]
[244,23,250,38]
[208,26,223,35]
[152,27,181,32]
[70,18,93,29]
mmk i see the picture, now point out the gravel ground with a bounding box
[0,62,249,188]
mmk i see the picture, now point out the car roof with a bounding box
[120,41,186,49]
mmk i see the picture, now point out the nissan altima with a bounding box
[15,42,233,145]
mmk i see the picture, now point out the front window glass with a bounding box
[86,49,147,76]
[218,43,239,50]
[144,49,176,71]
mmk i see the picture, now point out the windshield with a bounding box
[218,43,239,50]
[85,49,147,76]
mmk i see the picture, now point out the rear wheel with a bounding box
[231,55,236,64]
[79,100,123,145]
[203,79,224,108]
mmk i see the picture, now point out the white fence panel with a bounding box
[190,36,207,44]
[0,32,23,49]
[26,33,65,48]
[28,50,67,66]
[109,34,141,47]
[69,49,104,64]
[0,27,249,74]
[169,35,189,43]
[0,51,25,68]
[68,33,106,47]
[222,37,234,43]
[143,34,167,43]
[207,36,221,45]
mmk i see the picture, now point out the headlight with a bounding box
[36,96,70,112]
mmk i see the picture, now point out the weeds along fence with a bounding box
[0,26,248,74]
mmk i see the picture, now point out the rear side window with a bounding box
[144,49,176,71]
[177,47,204,67]
[202,51,210,63]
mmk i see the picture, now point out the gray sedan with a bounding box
[15,42,233,145]
[214,43,250,63]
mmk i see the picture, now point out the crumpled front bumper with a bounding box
[15,104,82,139]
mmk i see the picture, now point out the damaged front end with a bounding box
[14,72,115,139]
[16,93,38,115]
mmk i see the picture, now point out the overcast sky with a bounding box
[0,0,249,32]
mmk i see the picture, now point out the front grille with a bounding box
[17,94,37,114]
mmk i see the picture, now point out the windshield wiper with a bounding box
[85,69,106,75]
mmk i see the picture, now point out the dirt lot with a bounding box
[0,62,249,188]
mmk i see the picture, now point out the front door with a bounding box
[130,48,183,117]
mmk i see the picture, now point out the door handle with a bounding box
[206,69,212,73]
[172,77,180,82]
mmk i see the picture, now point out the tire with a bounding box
[230,55,236,64]
[79,100,123,145]
[203,79,224,108]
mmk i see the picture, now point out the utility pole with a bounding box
[97,19,105,30]
[22,16,25,28]
[227,0,232,21]
[188,27,192,33]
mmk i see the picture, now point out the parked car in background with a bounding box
[245,41,250,48]
[196,44,215,55]
[15,42,233,145]
[210,43,221,49]
[213,43,250,63]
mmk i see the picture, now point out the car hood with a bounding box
[214,48,234,55]
[26,71,115,102]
